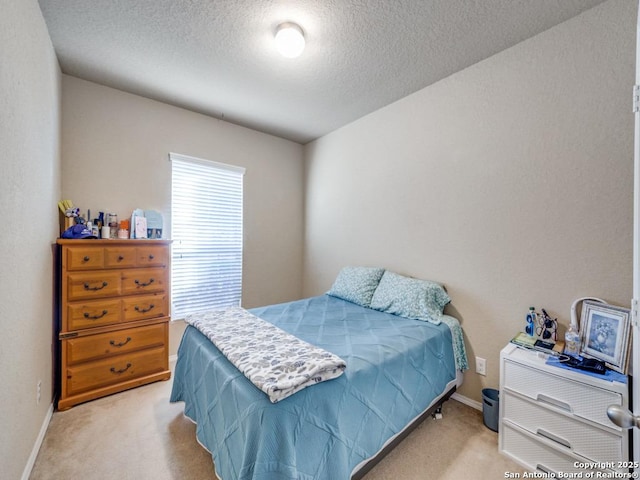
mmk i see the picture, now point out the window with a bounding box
[170,152,245,320]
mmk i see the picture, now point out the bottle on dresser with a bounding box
[564,324,581,356]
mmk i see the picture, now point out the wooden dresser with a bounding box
[56,239,171,410]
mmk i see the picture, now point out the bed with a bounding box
[170,270,467,480]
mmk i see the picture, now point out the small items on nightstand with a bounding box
[523,306,557,341]
[525,307,537,336]
[510,331,564,355]
[564,323,581,356]
[537,309,557,341]
[563,356,607,374]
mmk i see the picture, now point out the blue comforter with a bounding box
[170,295,458,480]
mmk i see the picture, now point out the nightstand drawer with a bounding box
[65,323,167,364]
[503,390,623,465]
[501,422,614,477]
[65,346,167,396]
[503,359,621,429]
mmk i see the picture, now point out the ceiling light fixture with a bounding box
[275,22,305,58]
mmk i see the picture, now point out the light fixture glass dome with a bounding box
[275,22,305,58]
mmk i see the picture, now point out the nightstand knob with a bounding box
[607,405,640,429]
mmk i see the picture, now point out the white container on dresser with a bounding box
[499,343,630,476]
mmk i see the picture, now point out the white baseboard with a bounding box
[21,402,53,480]
[451,392,482,411]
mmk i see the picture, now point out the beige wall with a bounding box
[61,76,305,352]
[303,0,635,402]
[0,1,61,478]
[4,2,635,475]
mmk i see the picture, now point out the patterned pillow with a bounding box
[327,266,385,307]
[370,271,450,324]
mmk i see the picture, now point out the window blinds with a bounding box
[170,153,245,320]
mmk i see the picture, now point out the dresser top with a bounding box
[57,239,172,246]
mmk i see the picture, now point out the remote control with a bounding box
[566,357,606,374]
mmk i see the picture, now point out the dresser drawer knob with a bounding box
[118,255,124,261]
[134,278,155,287]
[83,256,90,262]
[148,254,155,260]
[134,304,155,313]
[84,281,108,291]
[83,310,108,320]
[110,363,132,374]
[109,337,132,348]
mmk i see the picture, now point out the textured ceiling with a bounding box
[38,0,607,144]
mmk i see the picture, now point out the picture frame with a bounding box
[579,300,631,374]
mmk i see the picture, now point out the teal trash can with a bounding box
[482,388,499,432]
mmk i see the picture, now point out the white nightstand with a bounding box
[499,343,630,476]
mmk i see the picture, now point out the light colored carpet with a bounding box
[30,367,526,479]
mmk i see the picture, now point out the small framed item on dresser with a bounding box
[579,301,631,374]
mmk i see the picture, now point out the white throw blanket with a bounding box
[185,306,347,403]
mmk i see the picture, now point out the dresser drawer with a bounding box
[503,390,623,465]
[121,268,167,295]
[66,247,104,270]
[65,323,167,364]
[64,346,167,396]
[104,247,137,268]
[503,359,622,429]
[66,298,122,331]
[122,293,168,321]
[136,246,168,267]
[501,421,614,477]
[67,271,122,300]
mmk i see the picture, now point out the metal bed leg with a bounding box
[432,405,443,420]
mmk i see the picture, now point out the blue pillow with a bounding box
[327,266,385,307]
[370,271,450,324]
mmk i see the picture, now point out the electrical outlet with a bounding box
[37,380,42,405]
[476,357,487,376]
